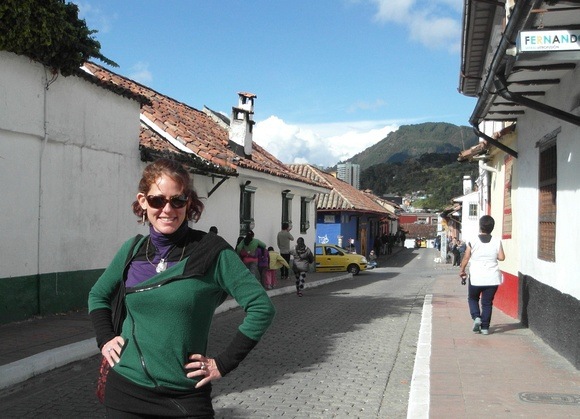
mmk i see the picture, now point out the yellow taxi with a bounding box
[314,244,368,275]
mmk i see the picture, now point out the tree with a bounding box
[0,0,117,76]
[360,153,479,211]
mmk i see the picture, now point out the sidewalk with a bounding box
[426,267,580,417]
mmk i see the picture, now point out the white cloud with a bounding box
[369,0,461,52]
[254,116,399,168]
[347,99,386,113]
[77,2,116,34]
[409,13,461,52]
[128,62,153,84]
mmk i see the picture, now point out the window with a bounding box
[281,190,293,227]
[502,155,514,239]
[468,203,478,218]
[538,137,557,262]
[240,183,256,236]
[300,197,312,233]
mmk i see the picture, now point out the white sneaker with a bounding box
[472,317,482,333]
[481,329,489,335]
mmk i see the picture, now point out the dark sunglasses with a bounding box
[146,194,188,209]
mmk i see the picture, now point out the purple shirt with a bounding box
[125,222,189,287]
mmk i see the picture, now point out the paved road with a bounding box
[0,248,436,418]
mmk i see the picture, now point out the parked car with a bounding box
[314,244,367,275]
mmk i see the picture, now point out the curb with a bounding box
[0,340,99,391]
[0,272,353,391]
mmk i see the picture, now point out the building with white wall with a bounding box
[459,1,580,368]
[0,52,329,324]
[0,51,145,322]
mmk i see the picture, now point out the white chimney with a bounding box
[229,92,256,157]
[463,175,473,195]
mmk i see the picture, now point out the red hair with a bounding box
[131,158,204,223]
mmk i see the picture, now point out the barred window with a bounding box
[468,203,478,218]
[240,184,256,236]
[300,196,314,233]
[538,142,556,262]
[281,190,293,226]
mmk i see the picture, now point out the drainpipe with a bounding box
[37,68,55,315]
[494,74,580,127]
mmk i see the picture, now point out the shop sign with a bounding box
[519,30,580,52]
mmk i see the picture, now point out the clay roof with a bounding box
[288,164,393,216]
[82,62,326,187]
[457,124,516,162]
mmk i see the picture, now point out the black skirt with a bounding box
[104,369,214,418]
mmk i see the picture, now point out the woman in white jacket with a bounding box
[459,215,505,335]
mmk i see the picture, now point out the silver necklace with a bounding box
[146,237,186,273]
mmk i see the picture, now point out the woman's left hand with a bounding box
[185,354,222,388]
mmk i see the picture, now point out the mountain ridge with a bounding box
[342,122,478,171]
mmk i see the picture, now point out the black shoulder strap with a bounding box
[182,230,233,277]
[125,234,145,264]
[111,234,144,333]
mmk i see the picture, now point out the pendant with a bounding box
[156,259,167,273]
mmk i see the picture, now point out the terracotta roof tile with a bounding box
[84,62,326,188]
[288,164,393,216]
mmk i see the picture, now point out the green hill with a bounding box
[347,122,478,170]
[360,153,479,210]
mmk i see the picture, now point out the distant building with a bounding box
[336,162,360,189]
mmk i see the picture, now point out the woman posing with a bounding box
[88,159,275,417]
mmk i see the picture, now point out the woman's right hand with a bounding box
[101,336,125,367]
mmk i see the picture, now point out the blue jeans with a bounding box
[468,283,499,329]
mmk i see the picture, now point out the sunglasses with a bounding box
[146,194,188,209]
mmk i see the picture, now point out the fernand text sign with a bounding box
[519,30,580,52]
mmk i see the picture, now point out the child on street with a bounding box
[368,250,378,269]
[264,246,289,290]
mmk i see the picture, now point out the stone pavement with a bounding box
[1,247,579,417]
[0,270,353,391]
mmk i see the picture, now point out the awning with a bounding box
[459,1,580,126]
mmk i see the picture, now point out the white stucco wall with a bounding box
[456,191,479,242]
[512,65,580,299]
[1,51,325,283]
[0,51,143,278]
[487,132,519,278]
[192,169,322,251]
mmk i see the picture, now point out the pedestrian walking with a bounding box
[458,239,467,265]
[290,237,314,297]
[256,245,270,287]
[459,215,505,335]
[276,222,294,281]
[367,249,378,269]
[264,246,290,289]
[387,233,394,255]
[236,230,267,282]
[88,158,275,417]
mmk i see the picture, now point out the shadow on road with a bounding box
[209,272,428,402]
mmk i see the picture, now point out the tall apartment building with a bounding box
[337,162,360,189]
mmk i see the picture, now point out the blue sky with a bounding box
[78,0,476,167]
